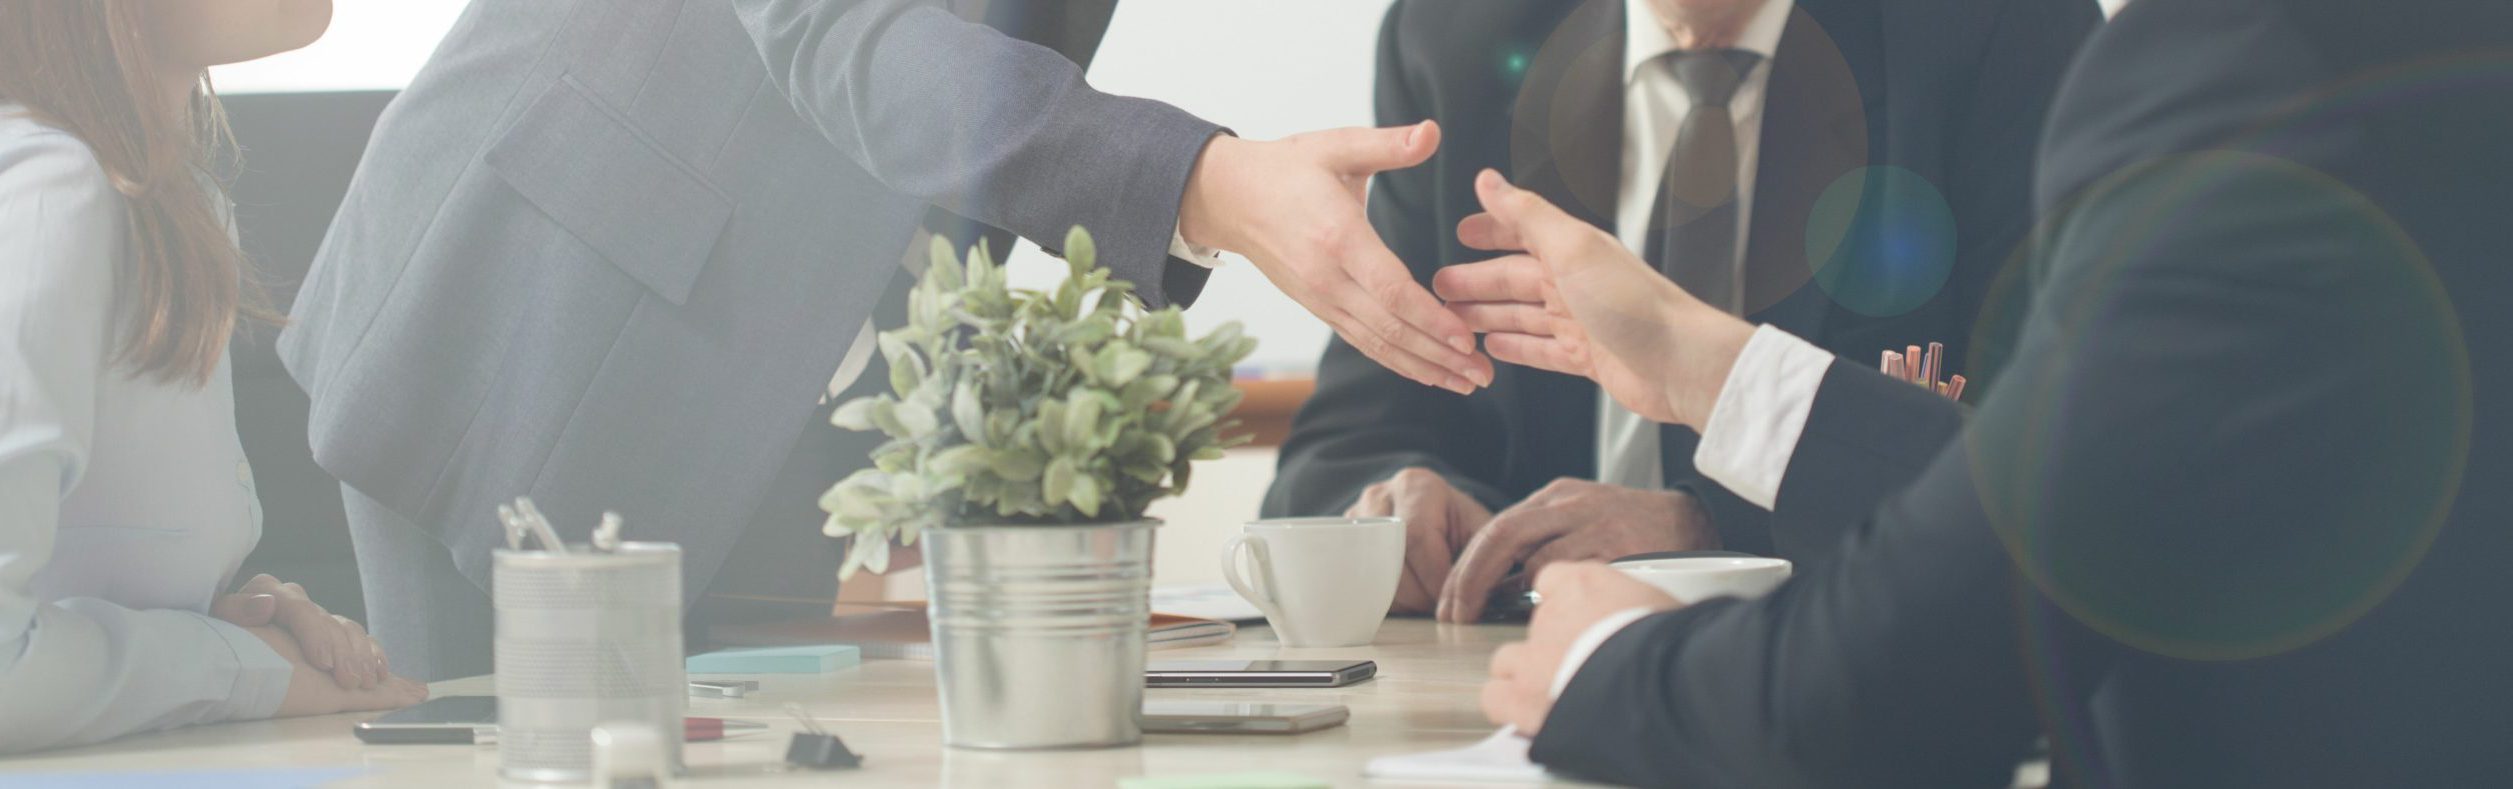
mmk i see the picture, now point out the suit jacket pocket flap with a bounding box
[486,76,731,306]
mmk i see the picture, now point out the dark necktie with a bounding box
[1640,49,1763,500]
[1643,49,1764,314]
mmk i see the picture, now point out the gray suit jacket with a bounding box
[279,0,1220,593]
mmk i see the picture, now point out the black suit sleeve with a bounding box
[1938,0,2105,384]
[1529,6,2437,783]
[1264,3,1512,516]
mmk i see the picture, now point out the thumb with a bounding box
[1317,120,1439,173]
[1472,169,1587,258]
[211,593,279,626]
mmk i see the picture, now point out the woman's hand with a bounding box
[1433,170,1757,429]
[244,624,428,718]
[211,574,387,690]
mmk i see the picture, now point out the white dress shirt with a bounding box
[1595,0,1795,489]
[0,107,292,752]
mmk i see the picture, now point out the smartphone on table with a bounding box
[1140,701,1350,735]
[353,695,497,744]
[1144,659,1376,688]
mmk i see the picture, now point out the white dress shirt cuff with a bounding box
[1692,325,1835,510]
[203,616,295,721]
[1549,606,1658,699]
[1169,228,1226,269]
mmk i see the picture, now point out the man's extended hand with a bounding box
[1483,562,1679,735]
[1347,468,1495,615]
[1434,169,1754,428]
[1437,479,1718,623]
[1179,123,1494,395]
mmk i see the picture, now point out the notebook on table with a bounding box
[706,600,1237,660]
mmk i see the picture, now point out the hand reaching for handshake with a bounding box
[1179,122,1496,397]
[211,574,426,716]
[1351,470,1719,623]
[1434,169,1759,430]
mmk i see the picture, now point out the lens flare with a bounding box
[1969,150,2470,665]
[1802,166,1958,318]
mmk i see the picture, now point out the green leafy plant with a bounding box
[820,227,1258,578]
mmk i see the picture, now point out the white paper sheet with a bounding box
[1151,584,1269,623]
[1364,727,1552,784]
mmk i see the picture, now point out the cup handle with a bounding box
[1220,535,1290,627]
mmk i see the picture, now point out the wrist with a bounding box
[1177,132,1250,254]
[1662,307,1755,428]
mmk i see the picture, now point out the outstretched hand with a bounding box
[1433,170,1753,429]
[1180,122,1494,395]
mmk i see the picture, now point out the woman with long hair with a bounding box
[0,0,424,752]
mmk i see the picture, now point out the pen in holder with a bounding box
[492,505,685,783]
[1882,342,1966,400]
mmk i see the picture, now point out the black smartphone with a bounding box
[1141,701,1350,734]
[352,695,497,744]
[1144,660,1376,688]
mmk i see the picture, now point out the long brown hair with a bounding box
[0,0,274,385]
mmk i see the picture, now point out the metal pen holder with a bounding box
[492,542,686,782]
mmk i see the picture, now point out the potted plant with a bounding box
[821,227,1255,749]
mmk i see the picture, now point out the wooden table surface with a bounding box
[1,619,1589,787]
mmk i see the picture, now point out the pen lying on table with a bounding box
[685,717,770,742]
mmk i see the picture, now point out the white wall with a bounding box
[997,1,1395,374]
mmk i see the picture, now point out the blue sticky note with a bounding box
[8,766,367,789]
[686,644,861,674]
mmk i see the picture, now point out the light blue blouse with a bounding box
[0,105,291,752]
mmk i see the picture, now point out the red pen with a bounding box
[685,717,770,742]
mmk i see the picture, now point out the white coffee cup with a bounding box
[1220,517,1404,648]
[1609,556,1793,602]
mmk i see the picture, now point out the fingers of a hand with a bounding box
[1334,312,1478,394]
[349,676,428,713]
[1483,333,1589,376]
[1349,483,1394,518]
[1317,120,1439,173]
[1442,509,1571,622]
[1339,245,1490,384]
[1473,169,1591,257]
[1451,303,1559,337]
[337,616,380,688]
[1523,532,1615,578]
[240,573,285,596]
[1488,642,1527,681]
[210,593,279,626]
[1430,256,1549,305]
[1392,477,1460,594]
[1393,570,1435,615]
[276,599,338,671]
[1456,212,1523,252]
[1480,645,1547,733]
[1479,676,1518,727]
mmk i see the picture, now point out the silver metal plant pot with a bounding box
[921,519,1158,749]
